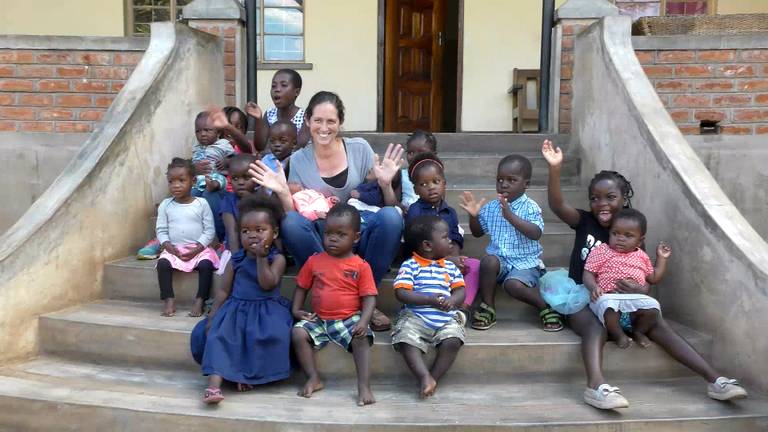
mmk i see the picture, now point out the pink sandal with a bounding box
[203,387,224,404]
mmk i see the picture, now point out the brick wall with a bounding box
[0,48,144,133]
[557,22,585,133]
[636,47,768,135]
[613,0,661,20]
[188,21,240,106]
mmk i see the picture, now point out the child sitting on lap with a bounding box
[583,208,668,349]
[460,155,552,331]
[291,204,377,406]
[261,119,297,180]
[393,215,466,399]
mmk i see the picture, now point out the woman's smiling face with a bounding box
[307,102,341,146]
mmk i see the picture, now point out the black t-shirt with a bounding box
[568,209,609,284]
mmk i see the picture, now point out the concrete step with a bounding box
[40,300,710,381]
[1,356,766,431]
[353,132,571,155]
[436,152,579,186]
[446,185,585,223]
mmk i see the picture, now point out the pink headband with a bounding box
[409,158,444,177]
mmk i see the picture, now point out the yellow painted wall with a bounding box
[256,0,378,131]
[461,0,566,131]
[717,0,768,14]
[0,0,124,37]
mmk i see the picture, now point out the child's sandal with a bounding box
[540,308,564,332]
[203,387,224,404]
[471,302,497,330]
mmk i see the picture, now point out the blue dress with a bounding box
[190,248,293,384]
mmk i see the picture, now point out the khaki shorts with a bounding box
[391,309,465,353]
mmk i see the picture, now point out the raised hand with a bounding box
[657,241,672,259]
[248,159,289,196]
[245,101,263,119]
[372,143,405,184]
[541,139,564,168]
[459,191,487,217]
[209,109,229,130]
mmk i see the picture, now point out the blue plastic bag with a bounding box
[539,268,590,315]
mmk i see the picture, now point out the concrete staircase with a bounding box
[0,133,766,431]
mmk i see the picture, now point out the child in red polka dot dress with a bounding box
[582,208,671,349]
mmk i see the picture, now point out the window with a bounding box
[127,0,193,36]
[256,0,305,62]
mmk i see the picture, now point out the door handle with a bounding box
[437,31,444,46]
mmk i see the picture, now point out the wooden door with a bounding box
[384,0,445,132]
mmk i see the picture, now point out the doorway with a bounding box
[382,0,460,132]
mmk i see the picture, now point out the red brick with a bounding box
[694,80,734,92]
[0,65,15,77]
[111,82,125,93]
[222,26,237,38]
[643,65,674,78]
[55,121,91,133]
[0,79,34,92]
[225,81,235,96]
[671,94,710,107]
[39,109,74,120]
[55,94,92,107]
[655,80,690,92]
[36,52,73,64]
[0,93,14,105]
[38,80,70,92]
[18,94,53,106]
[738,79,768,92]
[721,125,753,134]
[94,95,115,107]
[740,50,768,62]
[717,64,755,77]
[658,50,696,63]
[562,23,585,36]
[74,80,109,92]
[668,109,691,123]
[733,109,768,122]
[224,39,236,53]
[56,66,88,78]
[678,125,700,135]
[78,110,105,121]
[0,50,35,63]
[635,51,655,64]
[224,53,236,67]
[225,95,236,106]
[559,123,572,133]
[561,52,574,65]
[224,66,236,81]
[694,110,727,122]
[19,121,53,132]
[560,94,571,109]
[756,125,768,134]
[17,65,54,78]
[75,52,112,65]
[755,94,768,105]
[675,65,712,77]
[713,94,753,107]
[198,25,221,36]
[560,81,572,94]
[697,50,736,62]
[0,107,35,120]
[92,66,131,80]
[561,65,572,79]
[0,121,15,131]
[114,52,143,65]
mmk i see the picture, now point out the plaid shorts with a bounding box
[391,309,465,354]
[294,314,374,352]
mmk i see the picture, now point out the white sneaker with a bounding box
[583,384,630,409]
[707,377,748,401]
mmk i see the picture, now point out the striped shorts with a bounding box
[295,314,374,352]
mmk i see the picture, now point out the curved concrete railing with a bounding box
[572,16,768,390]
[0,23,223,362]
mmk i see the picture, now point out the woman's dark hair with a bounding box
[613,208,647,234]
[406,129,437,152]
[408,152,444,181]
[223,106,247,133]
[405,215,445,254]
[167,157,195,177]
[305,91,345,124]
[589,170,634,208]
[274,68,303,89]
[237,194,285,228]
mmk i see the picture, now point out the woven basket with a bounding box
[633,14,768,36]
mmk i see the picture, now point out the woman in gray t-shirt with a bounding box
[249,91,404,330]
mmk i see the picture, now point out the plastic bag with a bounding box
[539,268,590,315]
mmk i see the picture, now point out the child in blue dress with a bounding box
[190,195,292,404]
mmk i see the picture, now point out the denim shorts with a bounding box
[498,266,543,288]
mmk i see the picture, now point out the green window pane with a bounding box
[134,7,152,23]
[153,7,171,21]
[134,23,151,35]
[152,0,170,6]
[264,35,303,61]
[264,7,302,35]
[264,0,302,6]
[133,0,152,6]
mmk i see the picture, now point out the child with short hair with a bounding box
[584,208,669,349]
[402,130,437,208]
[221,153,258,252]
[190,195,291,404]
[246,69,309,150]
[261,118,297,179]
[291,204,377,406]
[156,158,219,317]
[406,153,479,316]
[393,215,466,399]
[460,155,549,331]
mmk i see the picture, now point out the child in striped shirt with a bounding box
[393,215,466,399]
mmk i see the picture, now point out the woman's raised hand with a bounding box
[541,139,563,168]
[248,160,289,196]
[372,143,405,184]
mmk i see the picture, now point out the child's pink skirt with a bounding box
[157,244,220,272]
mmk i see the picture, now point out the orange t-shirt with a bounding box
[296,252,378,320]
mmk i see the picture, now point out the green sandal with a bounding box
[540,308,564,332]
[471,302,497,330]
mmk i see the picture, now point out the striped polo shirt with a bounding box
[393,253,465,330]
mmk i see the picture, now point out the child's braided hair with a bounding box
[588,170,634,208]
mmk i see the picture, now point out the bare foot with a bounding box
[188,298,205,317]
[633,332,652,348]
[420,375,437,399]
[615,333,632,349]
[298,376,324,398]
[237,383,254,392]
[161,298,176,317]
[357,383,376,406]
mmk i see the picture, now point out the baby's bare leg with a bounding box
[430,338,462,382]
[292,327,324,397]
[351,336,375,406]
[398,343,436,398]
[630,309,659,348]
[603,309,631,349]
